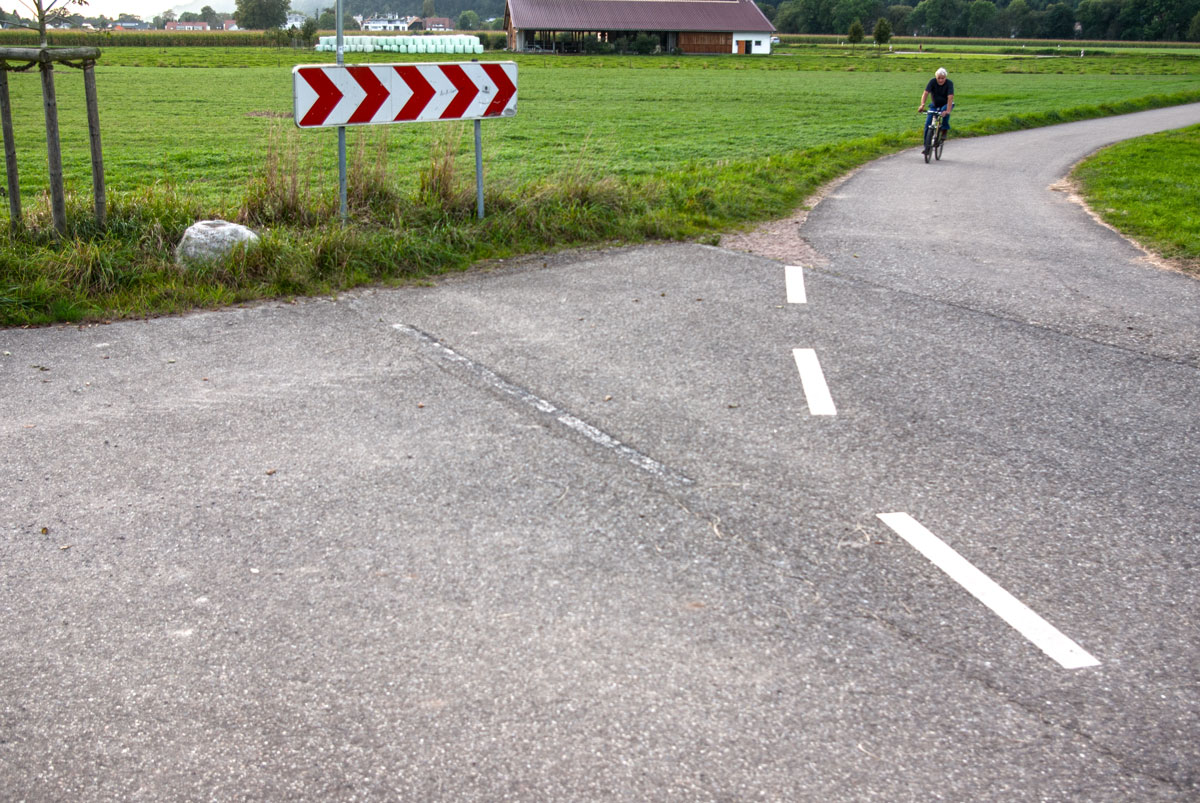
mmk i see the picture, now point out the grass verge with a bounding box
[1071,124,1200,276]
[2,90,1198,326]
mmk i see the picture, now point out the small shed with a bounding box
[504,0,775,54]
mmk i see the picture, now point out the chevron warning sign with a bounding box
[293,61,518,129]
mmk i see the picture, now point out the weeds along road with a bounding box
[2,104,1200,800]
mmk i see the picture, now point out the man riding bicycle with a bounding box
[917,68,954,155]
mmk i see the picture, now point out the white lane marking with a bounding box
[393,323,693,486]
[785,265,807,304]
[877,512,1100,670]
[792,349,837,416]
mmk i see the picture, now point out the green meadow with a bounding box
[1,44,1198,324]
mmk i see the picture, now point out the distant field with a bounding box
[2,46,1199,215]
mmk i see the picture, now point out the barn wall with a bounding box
[678,32,732,54]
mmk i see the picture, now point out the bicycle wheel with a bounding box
[934,129,945,160]
[923,126,932,163]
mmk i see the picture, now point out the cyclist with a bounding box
[917,68,954,155]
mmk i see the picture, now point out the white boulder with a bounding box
[177,220,260,267]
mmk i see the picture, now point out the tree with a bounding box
[774,0,805,31]
[316,7,358,30]
[301,15,316,42]
[422,0,435,18]
[757,2,777,22]
[832,0,882,33]
[1076,0,1120,38]
[15,0,88,44]
[886,4,913,34]
[914,0,966,36]
[798,0,837,32]
[235,0,287,29]
[456,9,478,29]
[873,14,892,44]
[966,0,998,36]
[1004,0,1032,36]
[847,17,864,43]
[1189,9,1200,40]
[1040,1,1074,37]
[199,5,222,27]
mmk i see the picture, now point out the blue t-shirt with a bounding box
[925,78,954,108]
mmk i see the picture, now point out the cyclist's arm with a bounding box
[918,90,929,111]
[946,93,954,113]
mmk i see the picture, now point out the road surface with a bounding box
[2,103,1199,800]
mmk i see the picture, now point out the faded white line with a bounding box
[393,323,693,486]
[792,349,837,416]
[785,265,807,304]
[877,512,1100,670]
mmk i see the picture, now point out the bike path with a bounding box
[801,102,1200,367]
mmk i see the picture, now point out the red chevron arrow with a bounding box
[439,64,479,120]
[346,66,389,124]
[394,65,435,122]
[481,64,516,118]
[298,67,343,127]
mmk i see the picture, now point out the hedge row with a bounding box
[779,33,1200,50]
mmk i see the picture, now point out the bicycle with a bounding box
[919,108,948,163]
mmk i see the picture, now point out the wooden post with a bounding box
[39,60,66,235]
[0,68,21,228]
[82,60,104,228]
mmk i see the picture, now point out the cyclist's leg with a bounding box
[924,111,935,152]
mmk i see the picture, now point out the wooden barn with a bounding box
[504,0,776,55]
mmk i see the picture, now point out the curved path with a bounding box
[801,103,1200,366]
[2,106,1199,799]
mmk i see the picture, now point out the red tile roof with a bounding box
[507,0,774,33]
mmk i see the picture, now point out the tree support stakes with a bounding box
[0,46,104,235]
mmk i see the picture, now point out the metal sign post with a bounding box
[336,0,347,222]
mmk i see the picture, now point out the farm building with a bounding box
[504,0,775,55]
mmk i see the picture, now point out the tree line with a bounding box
[759,0,1200,41]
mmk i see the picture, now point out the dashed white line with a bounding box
[876,512,1100,670]
[785,265,807,304]
[792,348,837,416]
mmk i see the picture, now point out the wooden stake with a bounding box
[0,68,20,227]
[39,60,66,235]
[83,61,104,228]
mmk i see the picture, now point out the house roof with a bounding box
[507,0,774,34]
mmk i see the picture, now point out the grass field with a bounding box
[1073,124,1200,273]
[5,50,1200,207]
[1,44,1198,325]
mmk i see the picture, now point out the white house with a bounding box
[363,15,420,31]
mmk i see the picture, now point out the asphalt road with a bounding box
[3,104,1199,800]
